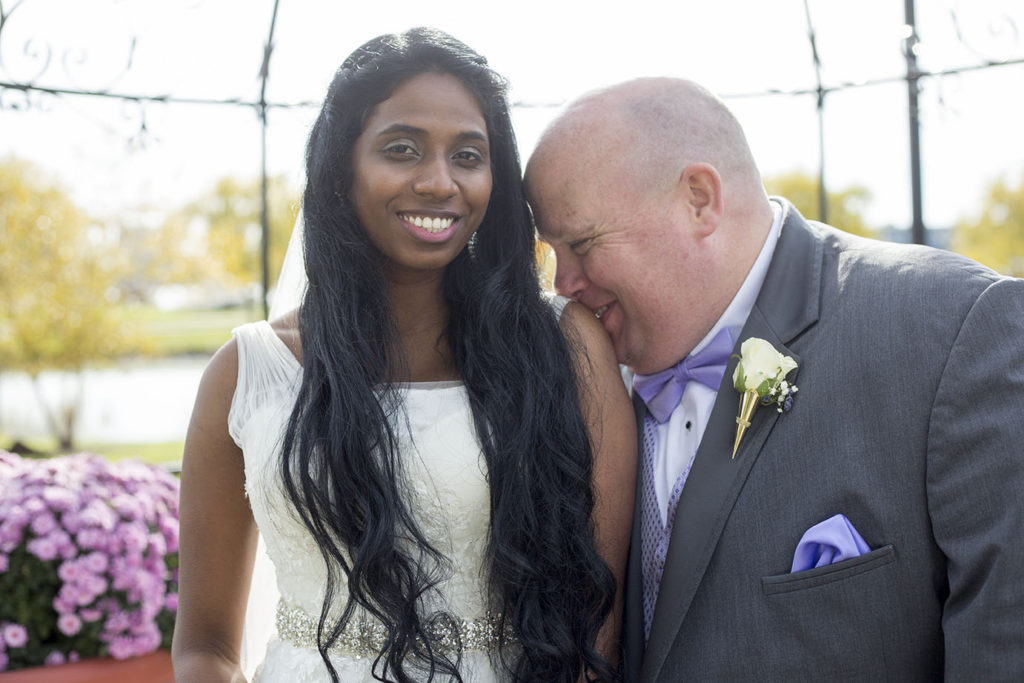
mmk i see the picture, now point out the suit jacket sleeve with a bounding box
[927,276,1024,679]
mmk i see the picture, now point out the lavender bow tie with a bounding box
[632,328,734,424]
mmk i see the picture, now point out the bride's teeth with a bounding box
[403,214,454,233]
[595,304,610,319]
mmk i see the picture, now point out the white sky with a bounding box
[1,0,1022,231]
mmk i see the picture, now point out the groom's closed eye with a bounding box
[569,237,594,254]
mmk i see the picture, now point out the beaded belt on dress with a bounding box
[275,600,510,657]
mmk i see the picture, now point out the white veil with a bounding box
[239,211,306,679]
[267,209,308,321]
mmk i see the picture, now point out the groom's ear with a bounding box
[677,162,723,237]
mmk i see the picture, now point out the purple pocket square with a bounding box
[790,513,871,572]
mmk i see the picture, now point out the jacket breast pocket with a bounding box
[761,544,896,596]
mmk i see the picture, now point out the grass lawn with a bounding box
[1,432,183,469]
[83,441,184,469]
[121,303,263,357]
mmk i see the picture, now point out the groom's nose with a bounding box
[553,253,588,301]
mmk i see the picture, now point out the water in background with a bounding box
[0,356,208,444]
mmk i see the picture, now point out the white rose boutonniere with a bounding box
[731,337,798,458]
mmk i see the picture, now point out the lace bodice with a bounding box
[228,321,501,681]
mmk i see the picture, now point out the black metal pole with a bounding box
[803,0,827,223]
[904,0,926,245]
[260,103,269,319]
[815,90,827,224]
[258,0,281,319]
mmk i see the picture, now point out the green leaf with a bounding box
[733,360,745,391]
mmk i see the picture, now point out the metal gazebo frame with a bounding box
[2,0,1022,316]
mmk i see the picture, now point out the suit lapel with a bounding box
[623,393,647,681]
[641,202,822,681]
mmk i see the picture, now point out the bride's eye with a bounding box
[453,147,485,167]
[384,142,419,158]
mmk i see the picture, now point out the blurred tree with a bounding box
[951,174,1024,277]
[764,171,875,237]
[116,211,216,302]
[535,241,556,292]
[171,175,300,294]
[0,157,140,451]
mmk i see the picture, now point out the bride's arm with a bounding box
[560,302,638,670]
[172,341,258,682]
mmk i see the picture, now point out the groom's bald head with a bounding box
[525,78,774,372]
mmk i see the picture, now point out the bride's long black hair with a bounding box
[280,27,617,682]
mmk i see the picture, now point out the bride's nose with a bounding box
[412,157,458,201]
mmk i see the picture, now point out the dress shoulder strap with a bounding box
[227,320,301,446]
[546,293,571,320]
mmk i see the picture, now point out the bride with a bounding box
[171,27,636,682]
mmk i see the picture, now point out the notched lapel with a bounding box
[622,394,648,681]
[642,309,795,681]
[640,203,820,682]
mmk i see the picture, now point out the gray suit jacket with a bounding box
[623,201,1024,681]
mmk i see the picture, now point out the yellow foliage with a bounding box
[951,174,1024,277]
[764,171,875,238]
[0,157,141,376]
[171,175,300,289]
[535,240,556,292]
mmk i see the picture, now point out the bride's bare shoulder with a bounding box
[269,308,303,365]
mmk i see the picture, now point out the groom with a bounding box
[525,78,1024,681]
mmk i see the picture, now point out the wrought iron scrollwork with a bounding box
[950,0,1021,64]
[0,0,141,107]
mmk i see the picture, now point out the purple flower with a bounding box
[159,516,179,553]
[68,651,80,663]
[83,573,108,596]
[107,636,135,660]
[0,522,24,547]
[75,528,107,550]
[4,505,29,527]
[57,614,82,636]
[49,530,77,560]
[111,494,143,520]
[118,522,148,555]
[53,596,76,615]
[2,623,28,648]
[58,582,94,607]
[26,536,59,561]
[0,451,180,668]
[44,650,66,666]
[80,608,103,623]
[42,486,77,512]
[147,532,167,557]
[30,513,58,536]
[134,625,161,652]
[58,559,83,583]
[105,611,130,632]
[82,551,108,574]
[59,510,85,535]
[79,500,116,531]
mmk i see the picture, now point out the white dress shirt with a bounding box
[651,200,783,525]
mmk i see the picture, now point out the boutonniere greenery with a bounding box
[731,337,798,458]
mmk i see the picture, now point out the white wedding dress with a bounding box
[228,316,562,682]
